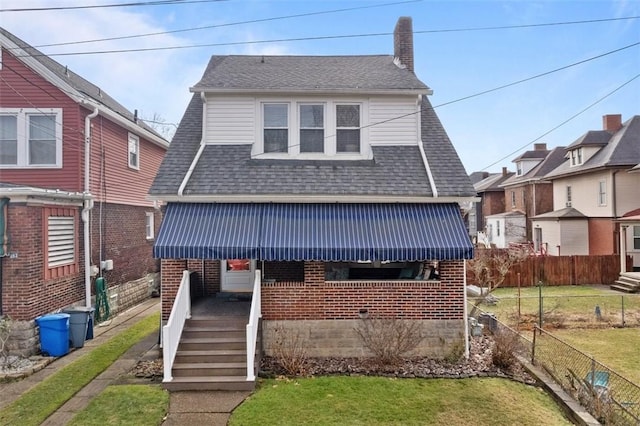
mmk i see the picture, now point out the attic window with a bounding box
[264,103,288,153]
[570,148,583,166]
[516,163,523,176]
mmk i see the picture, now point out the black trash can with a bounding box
[62,307,92,348]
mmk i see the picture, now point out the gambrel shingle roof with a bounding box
[192,55,430,93]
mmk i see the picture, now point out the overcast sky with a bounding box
[1,0,638,174]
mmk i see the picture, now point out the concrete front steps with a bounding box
[610,273,640,293]
[163,317,259,391]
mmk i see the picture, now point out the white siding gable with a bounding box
[369,96,420,145]
[204,96,255,144]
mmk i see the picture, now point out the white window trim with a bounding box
[0,108,63,168]
[256,99,366,160]
[145,211,154,240]
[128,133,140,170]
[598,180,607,206]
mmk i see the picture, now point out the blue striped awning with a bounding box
[154,203,473,261]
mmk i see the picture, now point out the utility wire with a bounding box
[25,9,632,50]
[480,73,640,171]
[0,0,226,13]
[14,20,640,58]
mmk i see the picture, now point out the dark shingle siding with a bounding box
[149,94,203,194]
[192,55,429,92]
[420,96,475,197]
[181,145,433,197]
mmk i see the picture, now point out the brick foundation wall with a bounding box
[262,319,465,358]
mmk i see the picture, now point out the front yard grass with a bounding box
[0,313,160,426]
[67,384,168,426]
[229,376,572,426]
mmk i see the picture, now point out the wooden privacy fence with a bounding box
[466,252,630,287]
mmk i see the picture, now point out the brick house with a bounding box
[469,167,514,246]
[0,28,169,354]
[149,17,476,390]
[499,143,566,246]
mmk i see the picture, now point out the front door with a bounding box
[221,259,255,292]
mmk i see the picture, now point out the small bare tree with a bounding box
[467,245,530,316]
[354,316,423,366]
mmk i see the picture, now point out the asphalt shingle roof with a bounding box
[0,27,161,138]
[545,116,640,179]
[149,93,475,198]
[192,55,430,92]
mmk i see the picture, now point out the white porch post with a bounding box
[620,225,628,274]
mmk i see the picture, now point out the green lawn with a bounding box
[551,328,640,385]
[68,385,168,426]
[0,313,160,426]
[230,376,572,426]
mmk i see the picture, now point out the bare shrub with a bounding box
[354,316,423,366]
[491,330,521,369]
[270,323,308,376]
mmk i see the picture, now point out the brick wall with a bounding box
[161,259,187,320]
[261,260,465,321]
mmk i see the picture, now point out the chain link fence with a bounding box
[470,304,640,425]
[532,326,640,425]
[473,294,640,330]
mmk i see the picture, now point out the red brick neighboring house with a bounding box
[0,28,169,354]
[149,17,476,389]
[500,143,566,248]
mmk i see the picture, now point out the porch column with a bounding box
[620,225,628,274]
[161,259,188,321]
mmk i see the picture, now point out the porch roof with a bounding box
[153,202,473,261]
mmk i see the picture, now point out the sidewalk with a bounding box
[0,298,161,424]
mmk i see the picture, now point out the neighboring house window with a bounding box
[0,108,62,168]
[566,186,572,207]
[336,104,360,153]
[516,163,523,176]
[145,212,155,240]
[511,191,516,208]
[598,180,607,206]
[128,133,140,169]
[299,104,324,153]
[570,148,583,166]
[44,207,78,279]
[264,103,289,153]
[496,221,501,237]
[634,226,640,250]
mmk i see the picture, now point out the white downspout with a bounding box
[416,96,438,197]
[178,93,207,196]
[83,107,99,308]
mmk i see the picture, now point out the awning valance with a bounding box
[154,203,473,261]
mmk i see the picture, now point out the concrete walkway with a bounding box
[0,298,251,425]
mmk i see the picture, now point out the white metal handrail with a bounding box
[162,270,191,382]
[246,269,262,381]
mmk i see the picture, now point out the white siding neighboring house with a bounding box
[531,114,640,268]
[485,211,526,248]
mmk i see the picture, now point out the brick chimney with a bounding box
[394,17,414,73]
[533,143,547,151]
[502,167,508,176]
[602,114,622,132]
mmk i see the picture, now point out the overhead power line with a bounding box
[0,0,227,13]
[23,12,637,50]
[28,0,421,49]
[481,73,640,171]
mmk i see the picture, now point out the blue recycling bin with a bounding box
[35,313,70,357]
